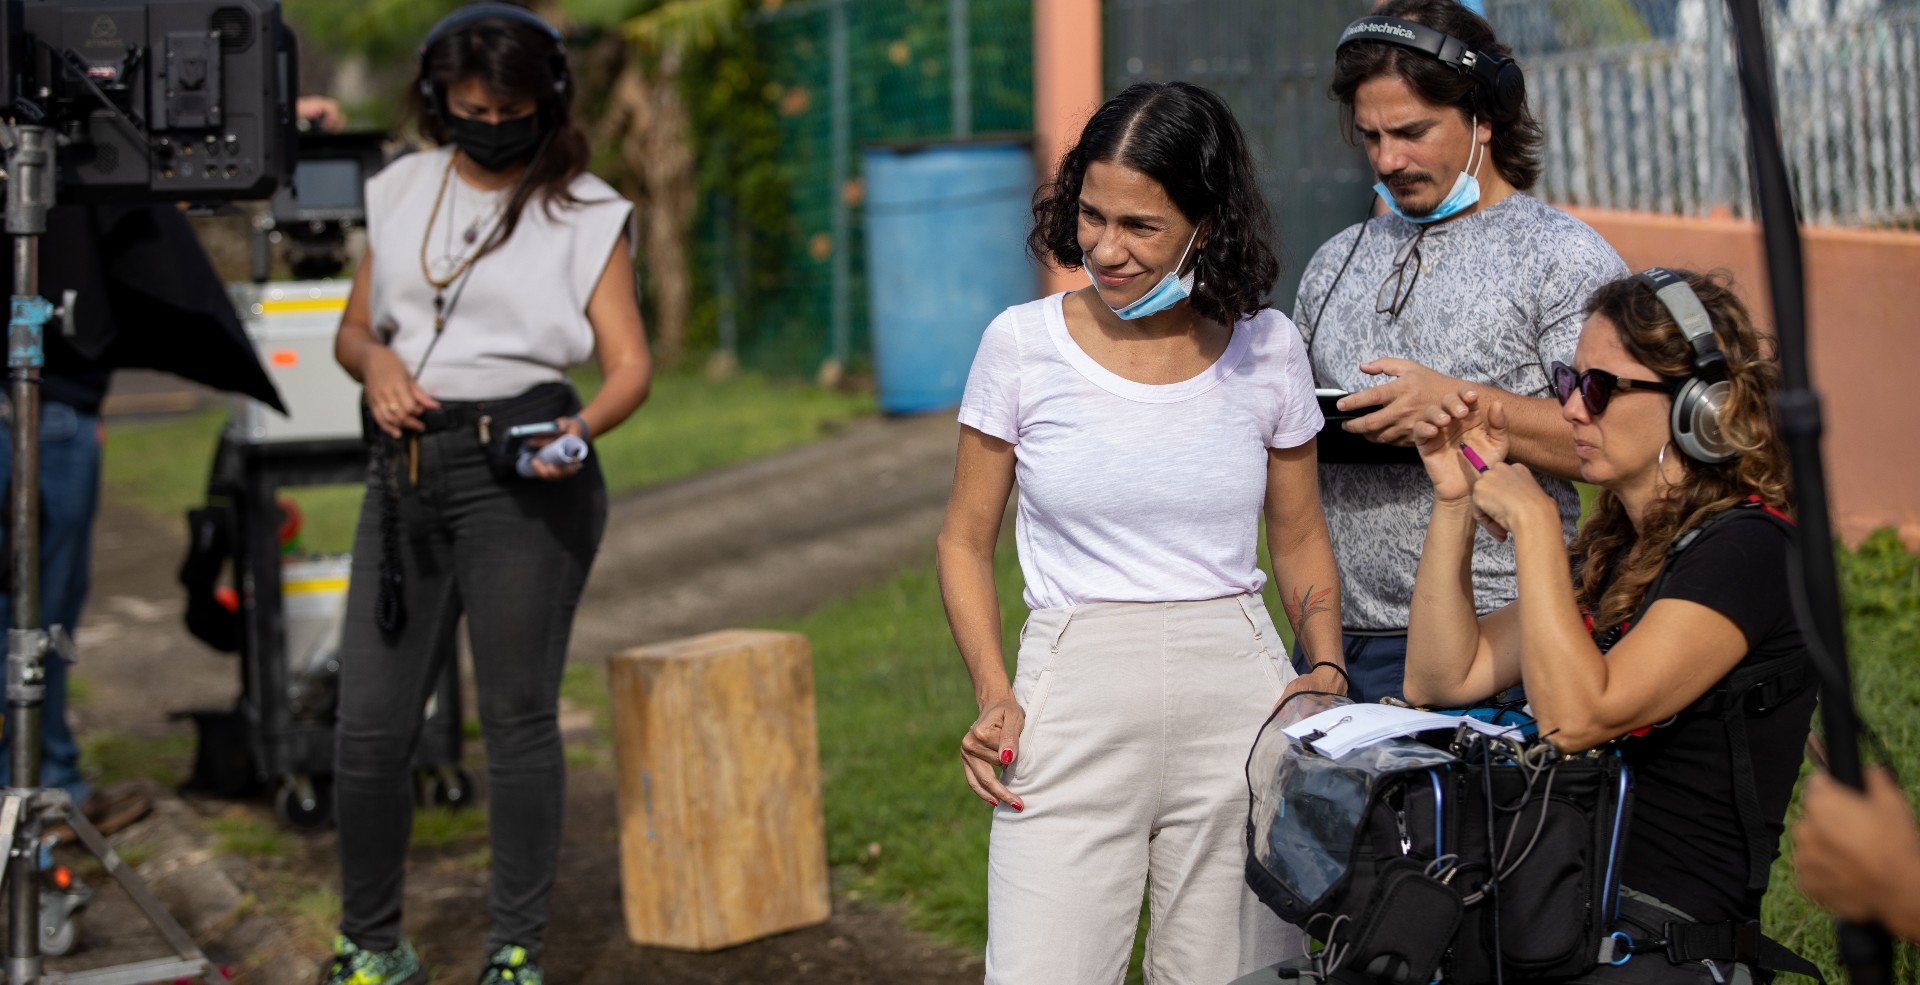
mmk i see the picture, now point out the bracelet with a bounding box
[1308,661,1352,691]
[569,414,591,442]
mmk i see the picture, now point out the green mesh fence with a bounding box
[696,0,1032,378]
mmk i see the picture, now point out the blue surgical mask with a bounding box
[1375,115,1485,225]
[1085,228,1200,320]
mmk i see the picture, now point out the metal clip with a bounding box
[1701,959,1725,984]
[48,625,75,665]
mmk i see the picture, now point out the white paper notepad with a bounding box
[1281,704,1525,758]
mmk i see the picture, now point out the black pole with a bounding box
[1720,2,1894,981]
[3,122,53,985]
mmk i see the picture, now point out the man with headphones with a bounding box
[1292,0,1627,704]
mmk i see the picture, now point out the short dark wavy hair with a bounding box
[1330,0,1544,191]
[1027,81,1279,326]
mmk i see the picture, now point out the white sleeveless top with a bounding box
[364,145,634,401]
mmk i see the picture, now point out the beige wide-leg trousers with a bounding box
[984,595,1309,985]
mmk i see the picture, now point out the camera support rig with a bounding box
[0,122,221,985]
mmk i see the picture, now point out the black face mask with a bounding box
[445,112,544,172]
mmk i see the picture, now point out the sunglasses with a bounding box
[1375,227,1427,318]
[1550,360,1677,415]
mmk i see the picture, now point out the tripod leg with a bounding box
[0,795,18,898]
[56,811,221,984]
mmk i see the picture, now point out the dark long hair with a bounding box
[1330,0,1544,191]
[1571,270,1792,628]
[1027,81,1280,327]
[407,5,591,251]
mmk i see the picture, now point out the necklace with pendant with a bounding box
[419,150,508,333]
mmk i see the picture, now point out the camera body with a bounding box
[1,0,295,201]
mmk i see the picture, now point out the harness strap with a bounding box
[1662,919,1828,984]
[1699,656,1820,895]
[1721,708,1771,894]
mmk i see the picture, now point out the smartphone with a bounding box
[506,421,561,440]
[1316,388,1356,421]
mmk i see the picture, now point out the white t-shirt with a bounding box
[364,146,634,401]
[958,293,1324,610]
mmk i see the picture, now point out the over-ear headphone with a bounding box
[417,3,569,122]
[1337,16,1526,122]
[1632,267,1736,464]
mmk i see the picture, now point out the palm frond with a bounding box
[620,0,741,57]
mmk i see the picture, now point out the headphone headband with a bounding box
[1632,267,1726,378]
[418,2,569,115]
[1340,17,1468,65]
[422,3,561,52]
[1337,15,1525,121]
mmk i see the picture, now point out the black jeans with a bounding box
[334,419,606,959]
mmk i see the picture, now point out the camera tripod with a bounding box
[0,124,224,985]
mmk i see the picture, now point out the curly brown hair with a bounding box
[1571,270,1793,629]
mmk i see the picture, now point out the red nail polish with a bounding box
[1012,801,1024,812]
[988,799,998,808]
[1000,749,1014,765]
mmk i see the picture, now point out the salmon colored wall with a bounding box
[1032,0,1102,296]
[1563,207,1920,548]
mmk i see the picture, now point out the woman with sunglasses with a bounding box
[938,81,1342,984]
[1399,269,1815,983]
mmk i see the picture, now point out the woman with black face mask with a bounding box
[326,5,651,984]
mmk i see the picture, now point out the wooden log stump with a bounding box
[608,629,831,950]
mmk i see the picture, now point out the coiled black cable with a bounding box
[373,439,406,638]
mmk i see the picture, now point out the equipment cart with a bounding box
[183,277,471,831]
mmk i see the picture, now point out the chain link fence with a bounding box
[1106,1,1918,314]
[705,1,1917,377]
[1497,0,1920,227]
[700,0,1032,377]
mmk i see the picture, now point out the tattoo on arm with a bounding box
[1285,584,1336,663]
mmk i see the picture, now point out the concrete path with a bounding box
[569,410,958,661]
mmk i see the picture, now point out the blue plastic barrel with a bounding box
[864,140,1036,414]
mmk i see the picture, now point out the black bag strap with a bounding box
[1663,919,1827,984]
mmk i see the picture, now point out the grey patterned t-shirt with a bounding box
[1292,193,1627,630]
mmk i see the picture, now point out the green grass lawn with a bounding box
[788,529,1920,982]
[99,370,873,552]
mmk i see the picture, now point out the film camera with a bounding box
[1,0,296,200]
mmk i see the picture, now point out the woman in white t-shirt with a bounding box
[937,81,1347,984]
[324,6,650,985]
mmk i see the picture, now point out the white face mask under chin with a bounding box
[1374,114,1486,224]
[1084,227,1201,321]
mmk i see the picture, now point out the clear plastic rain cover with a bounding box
[1245,694,1458,918]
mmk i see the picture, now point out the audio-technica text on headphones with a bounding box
[417,3,569,122]
[1632,267,1736,464]
[1337,15,1525,122]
